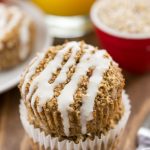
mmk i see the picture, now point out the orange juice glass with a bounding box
[32,0,95,38]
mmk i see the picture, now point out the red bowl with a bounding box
[90,1,150,73]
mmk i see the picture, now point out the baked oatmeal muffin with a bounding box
[19,41,131,150]
[0,4,35,70]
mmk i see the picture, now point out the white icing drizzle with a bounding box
[0,5,7,36]
[21,53,45,99]
[80,51,111,134]
[57,50,111,135]
[26,42,80,110]
[57,51,93,135]
[0,6,22,39]
[0,4,32,59]
[19,17,31,60]
[22,41,111,136]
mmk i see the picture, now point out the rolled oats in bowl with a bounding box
[97,0,150,34]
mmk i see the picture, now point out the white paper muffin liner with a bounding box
[20,91,131,150]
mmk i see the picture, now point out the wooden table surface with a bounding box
[0,33,150,150]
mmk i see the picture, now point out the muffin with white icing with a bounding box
[19,41,131,150]
[0,4,35,70]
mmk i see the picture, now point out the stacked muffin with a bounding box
[19,41,130,150]
[0,4,35,70]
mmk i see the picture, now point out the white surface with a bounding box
[90,0,150,39]
[0,0,53,94]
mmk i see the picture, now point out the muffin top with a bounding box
[19,41,125,142]
[97,0,150,34]
[0,4,33,57]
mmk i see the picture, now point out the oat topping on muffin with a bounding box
[0,4,35,70]
[19,41,125,142]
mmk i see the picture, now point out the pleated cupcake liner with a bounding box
[20,91,131,150]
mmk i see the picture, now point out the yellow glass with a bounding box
[32,0,94,16]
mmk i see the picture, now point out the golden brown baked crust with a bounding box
[19,41,125,143]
